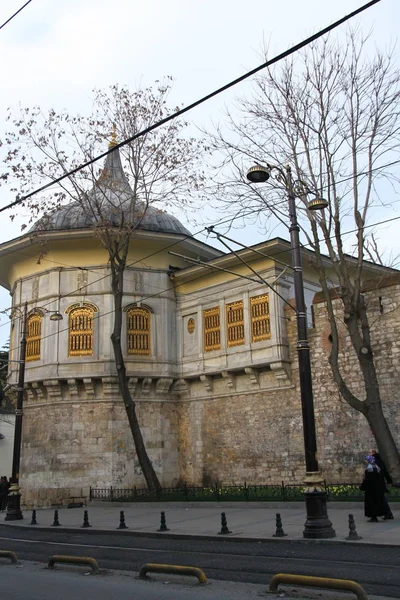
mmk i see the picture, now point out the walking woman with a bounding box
[360,455,386,522]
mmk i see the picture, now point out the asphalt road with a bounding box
[0,525,399,598]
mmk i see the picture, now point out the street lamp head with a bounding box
[49,312,63,321]
[246,164,271,183]
[307,197,329,211]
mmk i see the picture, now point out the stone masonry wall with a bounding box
[178,282,400,487]
[20,281,400,507]
[21,377,181,508]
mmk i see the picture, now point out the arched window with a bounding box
[67,303,97,357]
[127,306,151,356]
[26,312,42,362]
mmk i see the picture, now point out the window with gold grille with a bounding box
[26,313,42,362]
[250,294,271,342]
[226,300,245,347]
[69,307,95,356]
[203,307,221,352]
[127,307,151,356]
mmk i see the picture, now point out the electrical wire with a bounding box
[0,0,382,216]
[3,208,400,361]
[2,192,400,328]
[1,151,399,318]
[0,0,33,31]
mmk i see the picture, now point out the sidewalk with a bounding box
[2,501,399,545]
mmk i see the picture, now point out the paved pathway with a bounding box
[2,501,399,545]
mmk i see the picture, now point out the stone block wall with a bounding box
[177,281,400,487]
[18,280,400,506]
[20,377,181,507]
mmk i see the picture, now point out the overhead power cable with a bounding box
[0,0,381,215]
[2,196,400,334]
[0,0,33,31]
[3,208,399,360]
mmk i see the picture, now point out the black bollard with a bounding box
[81,510,92,528]
[158,511,169,531]
[273,513,287,537]
[218,512,231,535]
[51,510,61,527]
[30,510,37,525]
[117,510,128,529]
[346,514,362,540]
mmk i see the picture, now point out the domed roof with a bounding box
[30,143,192,237]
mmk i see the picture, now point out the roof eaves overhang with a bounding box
[171,236,398,283]
[171,238,293,282]
[0,227,224,260]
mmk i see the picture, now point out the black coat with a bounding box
[374,453,393,487]
[360,467,386,518]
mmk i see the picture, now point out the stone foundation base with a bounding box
[21,487,90,510]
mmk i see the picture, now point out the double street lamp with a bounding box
[5,302,63,521]
[247,163,336,539]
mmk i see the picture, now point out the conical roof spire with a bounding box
[109,123,118,148]
[96,127,131,194]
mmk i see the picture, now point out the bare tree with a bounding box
[1,80,208,491]
[208,31,400,478]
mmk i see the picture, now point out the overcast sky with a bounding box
[0,0,398,345]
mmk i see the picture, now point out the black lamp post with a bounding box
[5,304,63,521]
[5,302,27,521]
[247,163,335,539]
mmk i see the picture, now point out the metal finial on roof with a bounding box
[109,124,117,148]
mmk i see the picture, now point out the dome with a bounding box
[30,143,192,237]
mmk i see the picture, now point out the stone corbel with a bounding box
[67,378,80,399]
[31,381,46,403]
[270,361,291,385]
[83,378,95,400]
[155,378,173,396]
[102,377,119,399]
[43,380,62,401]
[170,379,189,395]
[200,374,213,393]
[221,370,235,390]
[128,377,139,396]
[25,383,37,404]
[141,378,152,395]
[245,367,259,386]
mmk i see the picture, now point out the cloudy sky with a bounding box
[0,0,398,345]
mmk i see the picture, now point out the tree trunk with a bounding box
[110,261,161,492]
[364,400,400,480]
[344,300,400,480]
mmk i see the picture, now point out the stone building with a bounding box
[0,144,398,507]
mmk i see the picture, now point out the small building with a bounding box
[0,145,398,507]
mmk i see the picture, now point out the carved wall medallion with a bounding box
[187,318,195,334]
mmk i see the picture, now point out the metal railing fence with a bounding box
[89,481,400,503]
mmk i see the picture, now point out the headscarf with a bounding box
[365,455,381,472]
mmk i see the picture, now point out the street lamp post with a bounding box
[5,304,63,521]
[247,163,336,539]
[5,302,27,521]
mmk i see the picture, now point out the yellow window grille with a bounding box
[127,307,151,356]
[69,307,95,356]
[226,301,245,347]
[203,307,221,352]
[26,313,42,362]
[250,294,271,342]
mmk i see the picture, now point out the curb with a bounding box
[2,522,400,549]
